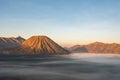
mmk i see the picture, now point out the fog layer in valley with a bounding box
[68,53,120,64]
[0,53,120,80]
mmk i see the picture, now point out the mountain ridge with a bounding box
[0,36,25,49]
[2,35,69,55]
[0,36,120,54]
[69,42,120,54]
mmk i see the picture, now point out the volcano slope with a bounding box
[17,36,69,55]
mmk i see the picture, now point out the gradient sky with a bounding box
[0,0,120,47]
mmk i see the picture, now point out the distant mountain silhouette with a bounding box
[69,42,120,54]
[69,45,88,53]
[0,36,25,49]
[0,36,25,54]
[15,36,70,55]
[16,36,25,43]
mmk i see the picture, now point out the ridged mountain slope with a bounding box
[20,36,69,55]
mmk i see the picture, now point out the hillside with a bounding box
[69,42,120,54]
[18,36,69,55]
[0,36,25,49]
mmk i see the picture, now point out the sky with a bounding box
[0,0,120,47]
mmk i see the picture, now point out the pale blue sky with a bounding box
[0,0,120,46]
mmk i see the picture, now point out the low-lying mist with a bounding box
[0,53,120,80]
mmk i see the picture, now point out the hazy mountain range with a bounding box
[0,36,120,55]
[0,36,69,55]
[0,36,25,49]
[69,42,120,54]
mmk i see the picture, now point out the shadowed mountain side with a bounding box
[12,36,70,55]
[69,42,120,54]
[0,36,25,54]
[16,36,25,43]
[69,45,88,53]
[0,36,25,49]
